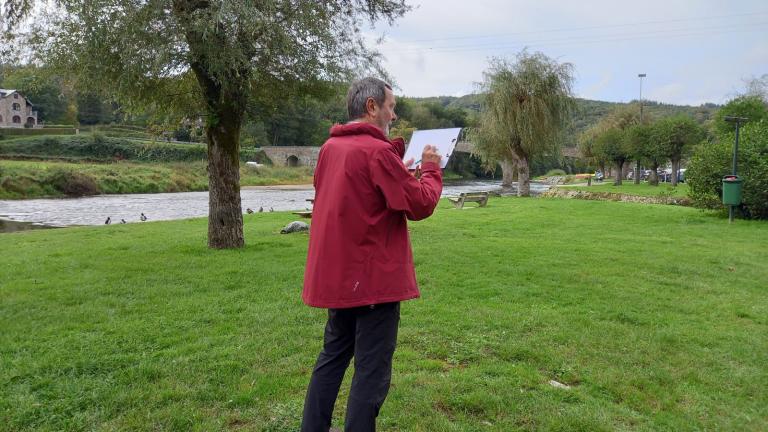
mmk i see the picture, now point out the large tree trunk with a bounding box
[500,159,516,188]
[634,160,641,184]
[517,156,531,197]
[613,161,624,186]
[671,158,680,187]
[206,106,244,249]
[649,162,659,186]
[190,63,246,249]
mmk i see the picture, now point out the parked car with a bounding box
[628,170,652,181]
[677,169,686,183]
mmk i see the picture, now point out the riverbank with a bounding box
[0,159,315,199]
[2,198,766,430]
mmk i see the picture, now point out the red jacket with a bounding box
[302,122,443,308]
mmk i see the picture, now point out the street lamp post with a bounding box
[635,73,646,185]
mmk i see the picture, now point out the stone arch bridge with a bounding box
[259,146,321,168]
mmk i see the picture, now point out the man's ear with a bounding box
[365,97,377,117]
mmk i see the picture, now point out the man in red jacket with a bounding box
[301,77,443,431]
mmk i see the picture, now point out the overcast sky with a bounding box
[370,0,768,105]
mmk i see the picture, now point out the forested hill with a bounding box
[408,94,720,147]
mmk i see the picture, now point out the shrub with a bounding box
[44,168,101,197]
[687,119,768,219]
[173,127,192,142]
[546,169,567,176]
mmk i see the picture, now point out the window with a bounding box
[12,103,21,111]
[12,115,21,123]
[26,117,36,125]
[13,93,19,99]
[0,115,3,122]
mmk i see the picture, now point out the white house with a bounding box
[0,89,40,128]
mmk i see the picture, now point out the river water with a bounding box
[0,180,551,230]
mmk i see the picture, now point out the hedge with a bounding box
[0,128,77,139]
[0,134,267,163]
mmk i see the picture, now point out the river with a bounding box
[0,180,551,231]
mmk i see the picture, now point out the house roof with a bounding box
[0,89,33,106]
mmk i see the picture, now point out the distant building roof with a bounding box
[0,89,33,105]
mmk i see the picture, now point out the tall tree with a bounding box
[5,0,409,248]
[713,95,767,136]
[628,123,665,186]
[580,105,643,185]
[654,115,704,186]
[472,52,574,196]
[578,124,607,176]
[592,127,631,186]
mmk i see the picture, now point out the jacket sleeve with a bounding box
[370,146,443,221]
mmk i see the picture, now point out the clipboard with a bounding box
[401,128,462,169]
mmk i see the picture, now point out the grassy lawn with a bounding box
[559,182,689,198]
[1,198,766,431]
[0,160,313,199]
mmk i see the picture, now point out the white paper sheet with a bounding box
[401,128,462,169]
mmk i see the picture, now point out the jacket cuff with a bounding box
[421,161,441,171]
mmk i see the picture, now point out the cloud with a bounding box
[647,83,686,103]
[580,72,614,100]
[371,0,768,104]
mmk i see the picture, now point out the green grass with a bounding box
[560,182,690,198]
[1,198,766,431]
[0,160,313,199]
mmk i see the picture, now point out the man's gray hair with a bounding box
[347,77,392,120]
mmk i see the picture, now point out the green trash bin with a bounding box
[722,175,743,206]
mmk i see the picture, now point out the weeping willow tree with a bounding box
[2,0,409,248]
[471,51,575,196]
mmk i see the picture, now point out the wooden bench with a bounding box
[294,198,315,218]
[447,191,490,209]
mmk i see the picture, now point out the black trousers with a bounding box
[301,302,400,432]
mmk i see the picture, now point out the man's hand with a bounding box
[403,157,422,179]
[403,145,441,179]
[421,145,442,166]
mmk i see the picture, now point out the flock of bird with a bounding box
[246,207,275,214]
[104,207,279,224]
[105,213,148,224]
